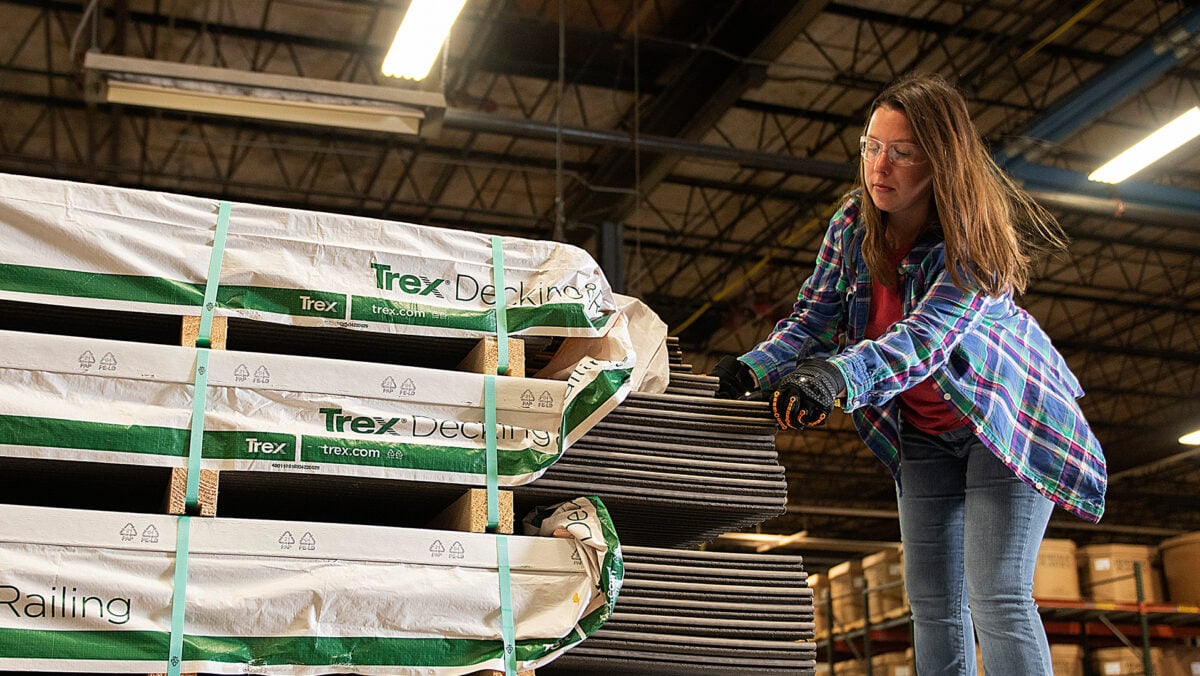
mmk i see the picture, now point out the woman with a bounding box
[714,73,1106,674]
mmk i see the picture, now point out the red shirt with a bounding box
[864,247,965,434]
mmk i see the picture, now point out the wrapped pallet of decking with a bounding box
[0,328,633,485]
[0,172,617,338]
[0,497,622,674]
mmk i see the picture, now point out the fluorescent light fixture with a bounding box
[381,0,468,81]
[1180,428,1200,446]
[84,53,445,136]
[1088,106,1200,183]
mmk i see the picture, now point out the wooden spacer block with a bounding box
[427,488,514,534]
[459,336,525,378]
[166,467,219,517]
[181,315,228,349]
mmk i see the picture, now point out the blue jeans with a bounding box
[897,424,1054,675]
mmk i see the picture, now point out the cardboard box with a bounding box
[1078,543,1163,603]
[1091,646,1165,675]
[1159,646,1200,676]
[1160,531,1200,605]
[1034,538,1081,600]
[834,658,867,676]
[828,559,866,628]
[862,545,906,622]
[810,572,831,636]
[0,498,620,674]
[871,649,914,676]
[1051,643,1084,676]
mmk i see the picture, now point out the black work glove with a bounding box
[712,355,757,399]
[771,360,845,430]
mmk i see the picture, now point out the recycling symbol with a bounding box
[399,378,416,397]
[538,391,555,408]
[142,525,160,543]
[279,531,295,549]
[521,390,535,408]
[120,523,137,541]
[429,540,446,557]
[99,352,118,371]
[299,532,316,550]
[381,376,397,393]
[253,366,271,383]
[234,364,251,381]
[78,351,96,369]
[449,541,465,559]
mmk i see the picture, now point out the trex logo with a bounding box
[319,407,404,436]
[246,438,289,454]
[299,295,339,313]
[370,263,446,299]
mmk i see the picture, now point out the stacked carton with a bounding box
[1160,531,1200,605]
[1077,543,1163,603]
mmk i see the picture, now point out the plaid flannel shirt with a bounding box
[741,197,1106,522]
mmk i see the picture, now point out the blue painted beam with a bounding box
[1007,159,1200,218]
[996,5,1200,168]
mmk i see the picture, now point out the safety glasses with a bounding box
[859,136,927,166]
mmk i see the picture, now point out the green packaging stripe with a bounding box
[0,414,565,474]
[0,263,614,332]
[350,296,611,332]
[202,431,297,460]
[0,416,292,461]
[0,415,565,477]
[0,264,344,319]
[0,414,188,456]
[299,436,558,477]
[219,286,347,319]
[561,368,633,437]
[0,263,204,306]
[0,628,582,667]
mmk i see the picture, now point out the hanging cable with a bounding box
[68,0,103,68]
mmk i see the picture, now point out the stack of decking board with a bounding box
[543,546,817,675]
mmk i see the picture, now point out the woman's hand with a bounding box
[712,356,757,399]
[771,360,845,430]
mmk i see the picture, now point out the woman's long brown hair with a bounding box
[857,73,1068,296]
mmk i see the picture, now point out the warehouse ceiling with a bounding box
[1,0,1199,554]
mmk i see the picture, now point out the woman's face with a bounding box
[862,106,933,228]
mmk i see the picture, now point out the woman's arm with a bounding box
[739,199,857,388]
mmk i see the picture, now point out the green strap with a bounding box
[490,236,509,375]
[169,201,231,675]
[196,201,232,349]
[487,236,515,676]
[184,349,211,511]
[167,515,192,676]
[496,534,517,675]
[185,200,231,506]
[484,374,500,531]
